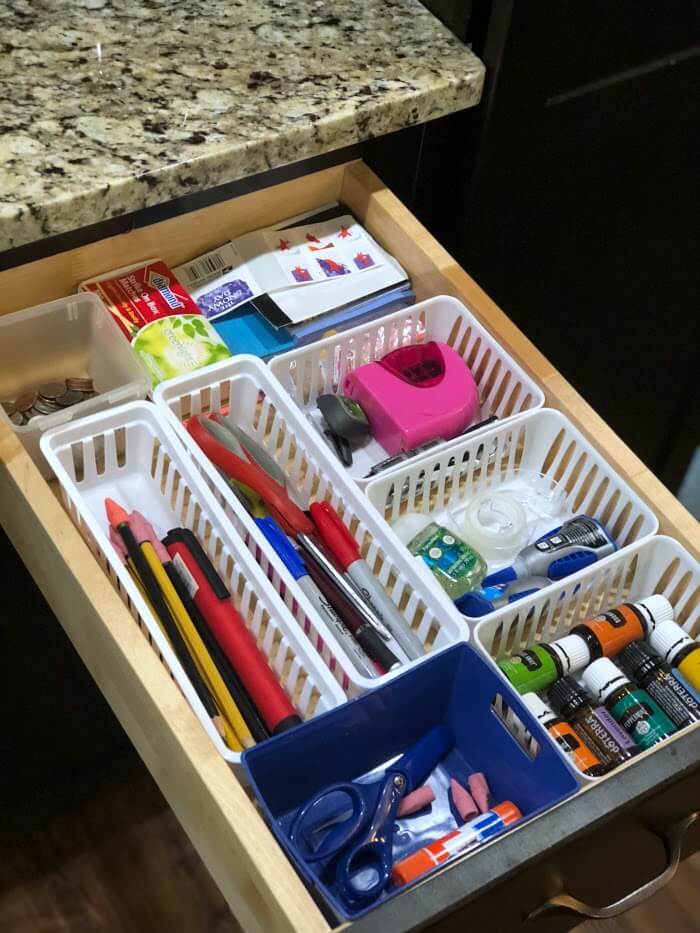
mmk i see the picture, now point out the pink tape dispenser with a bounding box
[343,341,479,455]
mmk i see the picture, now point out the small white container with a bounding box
[0,293,150,477]
[474,536,700,782]
[269,295,545,487]
[40,401,346,770]
[366,409,659,622]
[154,355,468,697]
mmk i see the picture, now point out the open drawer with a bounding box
[1,161,699,933]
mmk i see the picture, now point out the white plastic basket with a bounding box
[366,409,659,623]
[475,536,700,782]
[40,401,346,768]
[154,355,468,696]
[268,295,545,486]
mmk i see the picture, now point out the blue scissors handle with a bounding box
[337,772,407,903]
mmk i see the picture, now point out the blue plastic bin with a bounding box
[242,643,578,921]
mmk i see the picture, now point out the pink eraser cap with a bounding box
[450,778,479,822]
[396,785,435,818]
[108,526,128,562]
[130,511,170,563]
[468,772,493,814]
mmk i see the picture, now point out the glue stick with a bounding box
[391,802,521,887]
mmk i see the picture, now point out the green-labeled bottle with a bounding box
[497,635,590,694]
[392,513,486,600]
[582,658,677,750]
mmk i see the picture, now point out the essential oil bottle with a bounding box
[650,620,700,694]
[497,635,590,694]
[548,676,638,768]
[582,658,676,750]
[618,641,700,730]
[570,595,673,661]
[522,692,607,776]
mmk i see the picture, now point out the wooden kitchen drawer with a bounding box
[0,161,698,933]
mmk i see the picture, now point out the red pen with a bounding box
[309,501,424,661]
[163,528,301,735]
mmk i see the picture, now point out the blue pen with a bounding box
[257,517,378,679]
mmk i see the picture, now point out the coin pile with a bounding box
[3,378,97,426]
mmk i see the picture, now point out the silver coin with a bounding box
[66,377,94,393]
[10,410,25,426]
[38,380,68,401]
[32,397,59,415]
[55,389,84,408]
[14,391,37,413]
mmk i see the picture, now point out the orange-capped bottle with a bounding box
[570,595,672,660]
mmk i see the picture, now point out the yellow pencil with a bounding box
[132,527,254,750]
[123,558,241,751]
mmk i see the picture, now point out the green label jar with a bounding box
[609,690,676,750]
[498,645,559,694]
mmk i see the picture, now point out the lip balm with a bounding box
[391,802,522,887]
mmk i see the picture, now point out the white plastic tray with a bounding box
[0,292,150,478]
[476,536,700,781]
[366,409,659,623]
[268,295,545,487]
[40,401,346,768]
[154,355,468,697]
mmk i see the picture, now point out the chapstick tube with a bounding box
[570,596,673,661]
[163,529,301,735]
[391,802,522,887]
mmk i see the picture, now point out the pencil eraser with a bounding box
[468,772,493,814]
[397,785,435,818]
[450,778,478,822]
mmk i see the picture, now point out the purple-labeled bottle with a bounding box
[548,676,639,769]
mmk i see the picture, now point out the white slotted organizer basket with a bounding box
[269,295,546,486]
[366,409,659,623]
[40,401,346,768]
[154,355,468,696]
[476,536,700,783]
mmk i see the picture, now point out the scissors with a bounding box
[186,413,315,536]
[288,725,453,906]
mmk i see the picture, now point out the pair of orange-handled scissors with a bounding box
[185,414,315,537]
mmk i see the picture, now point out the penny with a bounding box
[14,392,37,413]
[10,410,25,426]
[55,389,84,408]
[66,377,94,393]
[38,380,67,401]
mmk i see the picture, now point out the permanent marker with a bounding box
[296,532,403,670]
[257,516,378,680]
[310,501,424,660]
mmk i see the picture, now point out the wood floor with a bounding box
[0,760,698,933]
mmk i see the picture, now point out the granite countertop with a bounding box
[0,0,484,253]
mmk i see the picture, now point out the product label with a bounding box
[611,691,674,750]
[592,706,638,751]
[646,672,699,727]
[498,647,557,694]
[172,553,199,599]
[585,604,645,656]
[415,527,483,594]
[82,260,202,339]
[549,722,601,773]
